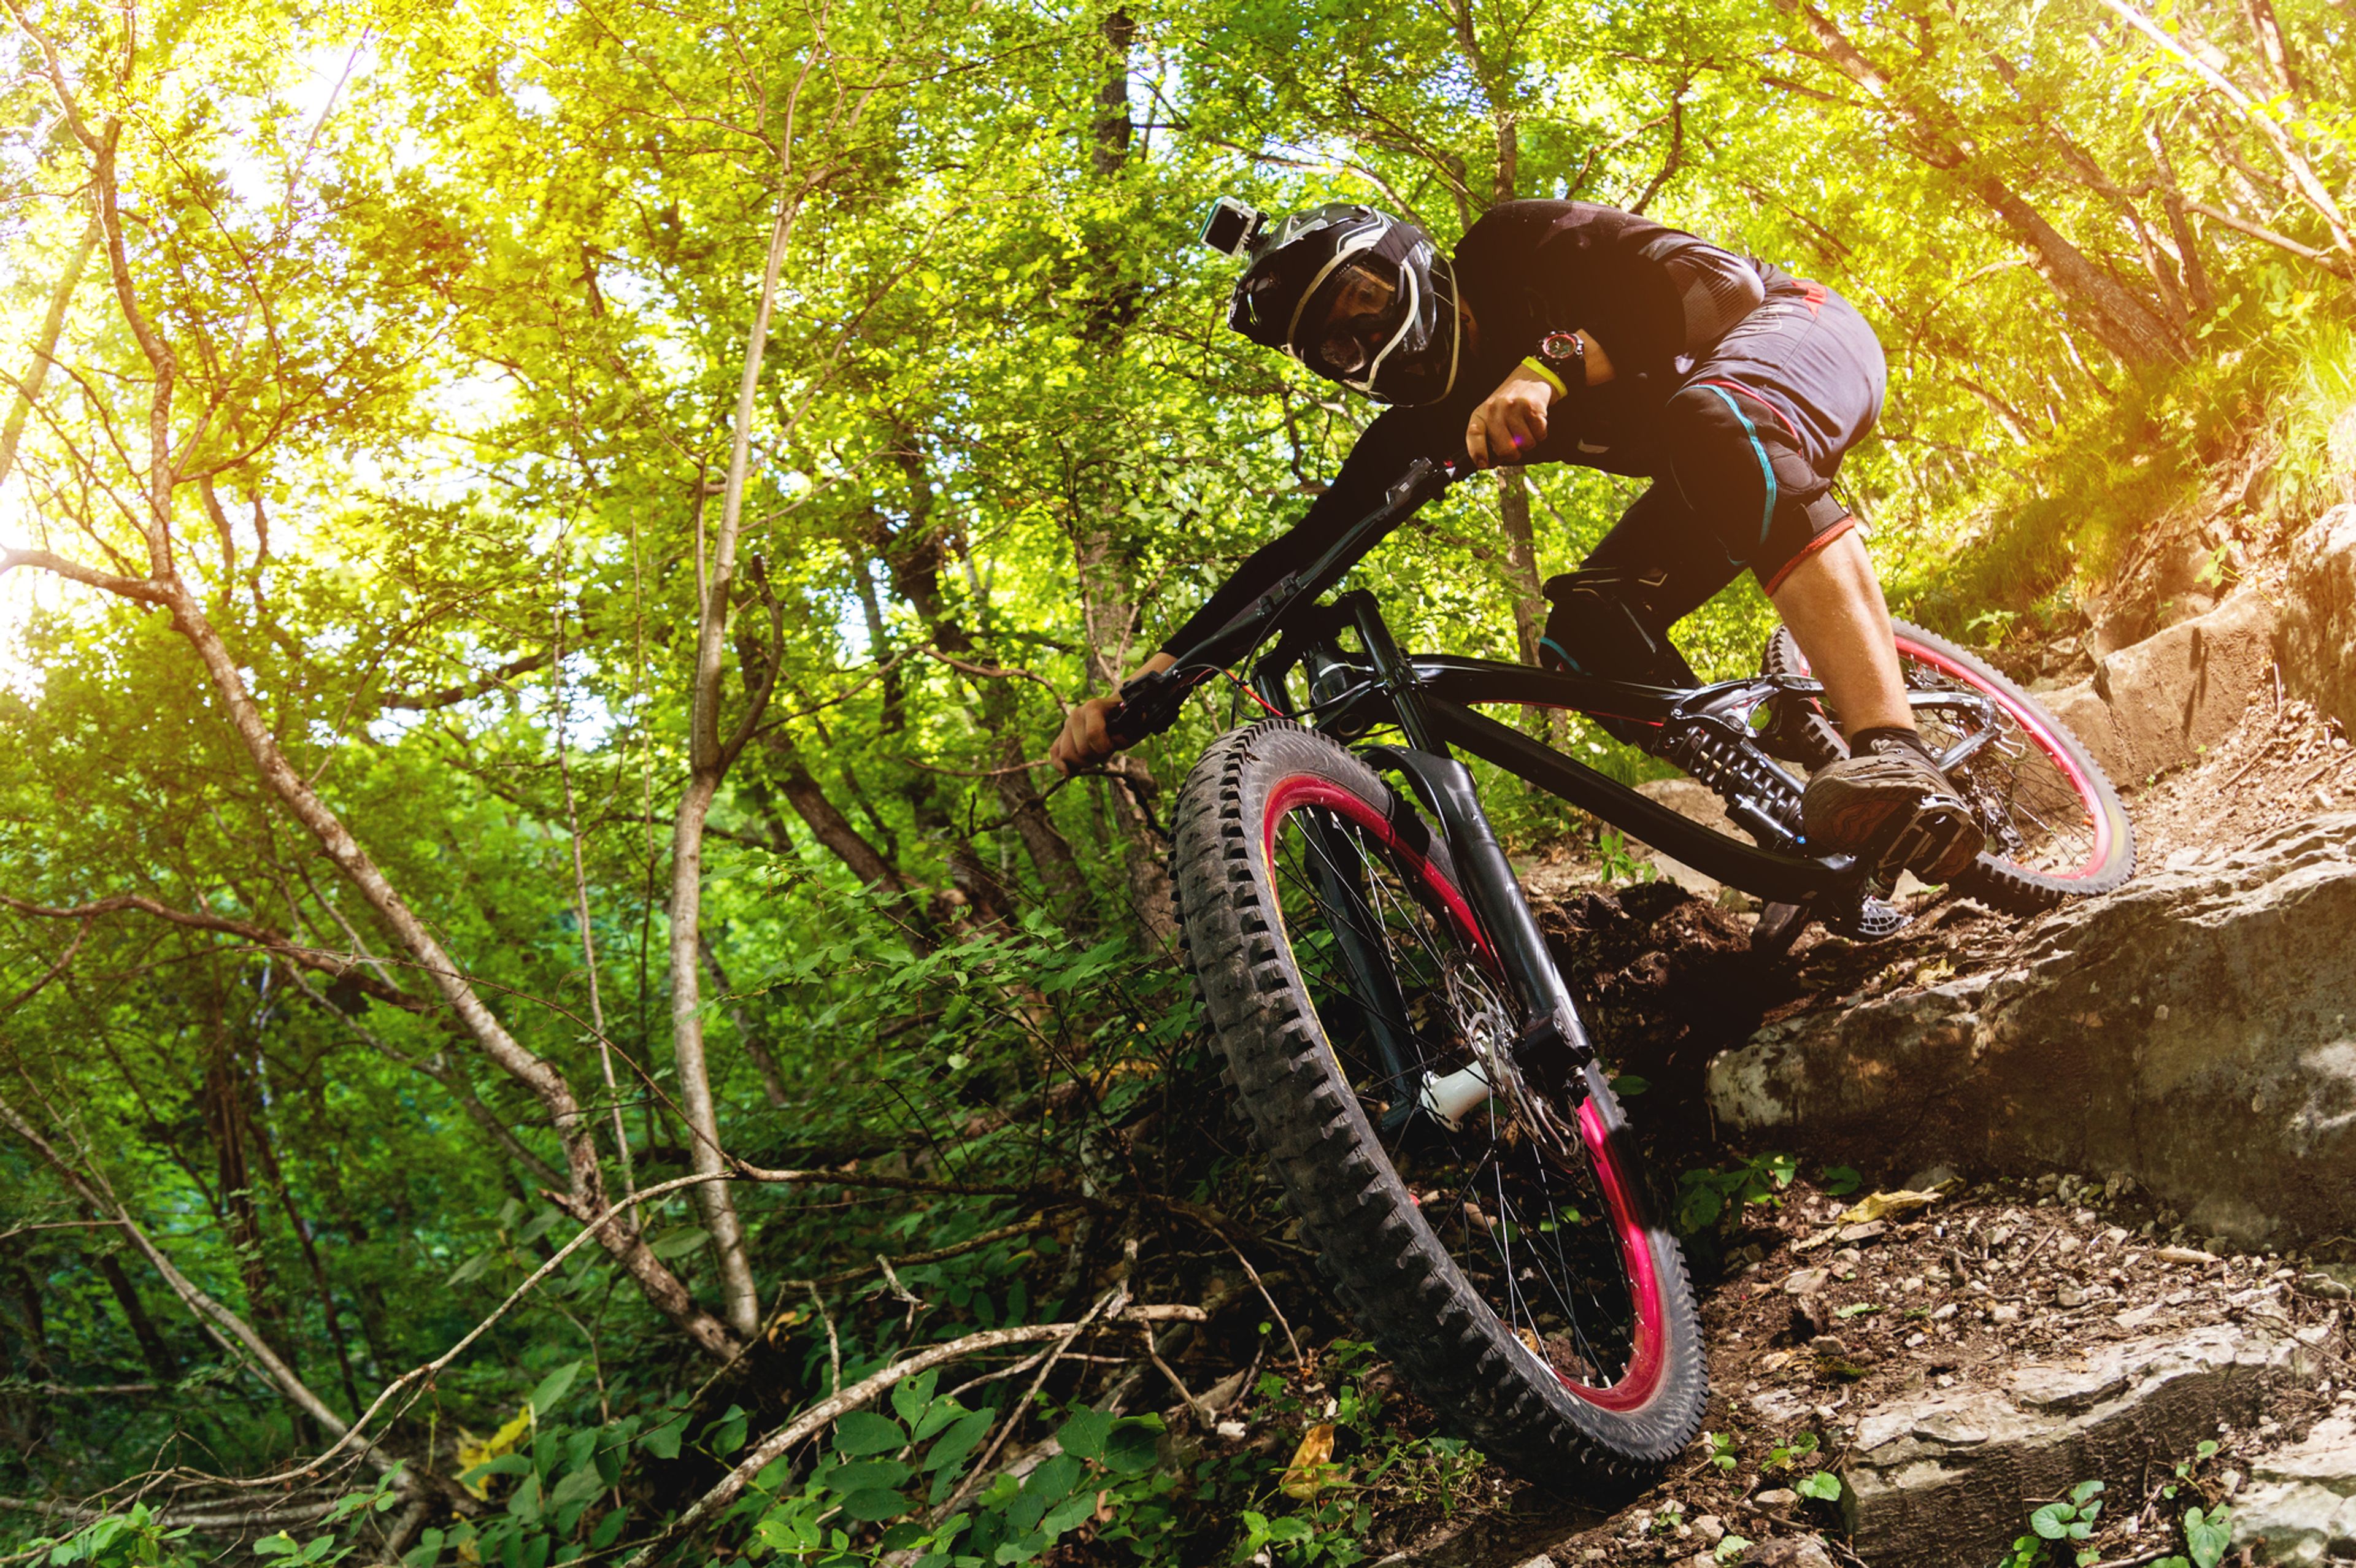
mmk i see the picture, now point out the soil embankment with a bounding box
[1388,513,2356,1566]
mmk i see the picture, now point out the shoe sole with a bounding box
[1871,796,1984,884]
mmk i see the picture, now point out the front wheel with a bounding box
[1763,620,2136,913]
[1170,721,1707,1480]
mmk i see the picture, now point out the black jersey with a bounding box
[1161,200,1869,658]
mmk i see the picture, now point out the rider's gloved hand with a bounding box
[1049,650,1177,777]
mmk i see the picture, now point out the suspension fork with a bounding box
[1337,593,1598,1091]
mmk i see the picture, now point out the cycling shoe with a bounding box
[1803,745,1984,883]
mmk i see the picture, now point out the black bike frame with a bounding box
[1120,455,1986,1089]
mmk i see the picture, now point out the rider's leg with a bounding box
[1765,529,1912,736]
[1538,486,1727,745]
[1647,373,1984,880]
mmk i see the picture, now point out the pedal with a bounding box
[1860,793,1982,886]
[1824,894,1911,940]
[1752,901,1811,955]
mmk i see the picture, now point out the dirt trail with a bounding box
[1376,632,2356,1566]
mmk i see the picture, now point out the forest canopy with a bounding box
[0,0,2348,1558]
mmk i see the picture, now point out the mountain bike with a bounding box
[1107,456,2133,1479]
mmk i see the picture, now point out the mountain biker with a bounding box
[1048,198,1984,883]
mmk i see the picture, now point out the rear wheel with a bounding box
[1171,721,1707,1478]
[1763,621,2135,913]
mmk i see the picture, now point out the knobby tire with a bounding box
[1169,721,1707,1482]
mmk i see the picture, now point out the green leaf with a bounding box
[836,1488,912,1524]
[825,1460,915,1493]
[2031,1503,2074,1540]
[649,1227,710,1260]
[836,1411,910,1456]
[639,1418,688,1460]
[528,1361,582,1419]
[2185,1505,2233,1568]
[1820,1165,1864,1196]
[547,1465,604,1513]
[1042,1493,1098,1536]
[1056,1409,1113,1462]
[1101,1418,1163,1475]
[1797,1471,1842,1501]
[2071,1480,2105,1507]
[754,1507,821,1554]
[1609,1073,1649,1096]
[925,1409,996,1475]
[892,1371,940,1429]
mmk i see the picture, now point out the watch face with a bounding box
[1541,331,1581,360]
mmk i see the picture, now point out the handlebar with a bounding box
[1102,456,1464,747]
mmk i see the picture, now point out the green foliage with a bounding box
[1676,1153,1799,1235]
[729,1373,1176,1567]
[1593,829,1658,888]
[2003,1479,2106,1567]
[1796,1470,1843,1502]
[0,0,2349,1553]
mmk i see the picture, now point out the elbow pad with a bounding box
[1640,234,1765,355]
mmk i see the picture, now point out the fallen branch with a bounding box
[615,1315,1111,1568]
[930,1282,1130,1525]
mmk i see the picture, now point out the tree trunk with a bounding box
[93,1246,178,1382]
[1775,0,2188,368]
[663,188,805,1344]
[1494,468,1547,666]
[0,214,98,491]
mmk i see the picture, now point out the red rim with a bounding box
[1890,635,2113,883]
[1258,774,1668,1411]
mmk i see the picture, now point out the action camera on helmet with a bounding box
[1200,197,1268,257]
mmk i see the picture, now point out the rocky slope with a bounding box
[1377,510,2356,1567]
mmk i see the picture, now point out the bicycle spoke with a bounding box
[1268,804,1642,1391]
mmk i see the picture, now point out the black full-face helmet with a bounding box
[1214,201,1462,407]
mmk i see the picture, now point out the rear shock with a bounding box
[1654,722,1808,850]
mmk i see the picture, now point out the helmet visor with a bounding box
[1293,247,1458,406]
[1301,261,1404,380]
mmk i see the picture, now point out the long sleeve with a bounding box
[1510,208,1761,375]
[1158,404,1452,656]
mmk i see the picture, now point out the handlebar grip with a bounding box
[1104,669,1185,750]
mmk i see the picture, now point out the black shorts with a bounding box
[1577,272,1887,629]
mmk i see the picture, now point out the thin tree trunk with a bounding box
[1493,469,1547,666]
[666,187,803,1343]
[2146,120,2217,314]
[0,213,98,490]
[93,1247,177,1381]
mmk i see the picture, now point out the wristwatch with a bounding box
[1536,329,1586,388]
